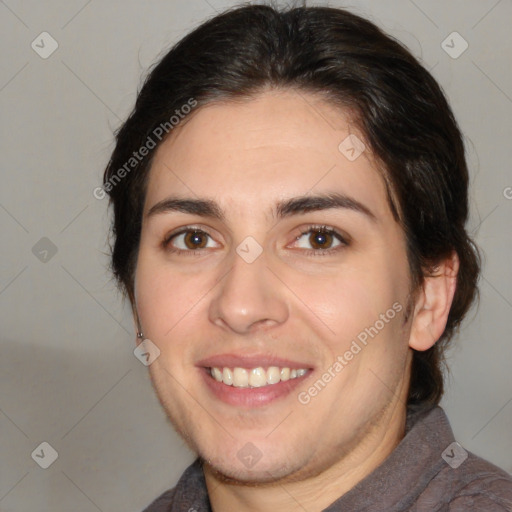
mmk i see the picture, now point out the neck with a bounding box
[204,399,408,512]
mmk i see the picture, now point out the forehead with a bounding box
[144,90,393,223]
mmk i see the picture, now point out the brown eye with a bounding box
[293,226,348,254]
[308,230,334,250]
[183,231,208,249]
[165,228,217,253]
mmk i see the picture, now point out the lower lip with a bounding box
[200,368,311,408]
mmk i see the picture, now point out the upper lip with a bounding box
[196,353,313,370]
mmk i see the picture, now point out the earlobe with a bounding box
[408,252,459,352]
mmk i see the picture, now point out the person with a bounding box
[102,3,512,511]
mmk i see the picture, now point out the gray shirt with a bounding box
[143,406,512,511]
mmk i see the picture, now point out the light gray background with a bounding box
[1,0,511,510]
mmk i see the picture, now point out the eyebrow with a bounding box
[146,192,377,223]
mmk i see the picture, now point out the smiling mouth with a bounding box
[207,366,309,388]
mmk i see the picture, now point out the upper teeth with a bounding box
[210,366,308,388]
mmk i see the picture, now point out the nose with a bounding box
[208,246,289,335]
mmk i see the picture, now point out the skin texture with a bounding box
[133,90,458,512]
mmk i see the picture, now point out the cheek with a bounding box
[298,267,405,339]
[299,263,409,369]
[134,250,215,348]
[134,251,182,338]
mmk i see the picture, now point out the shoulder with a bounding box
[436,451,512,511]
[406,406,512,511]
[140,458,208,512]
[142,487,177,512]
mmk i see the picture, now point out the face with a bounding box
[134,90,414,483]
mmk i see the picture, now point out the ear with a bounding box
[408,251,459,351]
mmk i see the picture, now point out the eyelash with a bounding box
[162,224,349,257]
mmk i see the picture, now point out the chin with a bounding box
[199,436,323,485]
[203,453,301,485]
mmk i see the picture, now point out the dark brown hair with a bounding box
[103,3,480,406]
